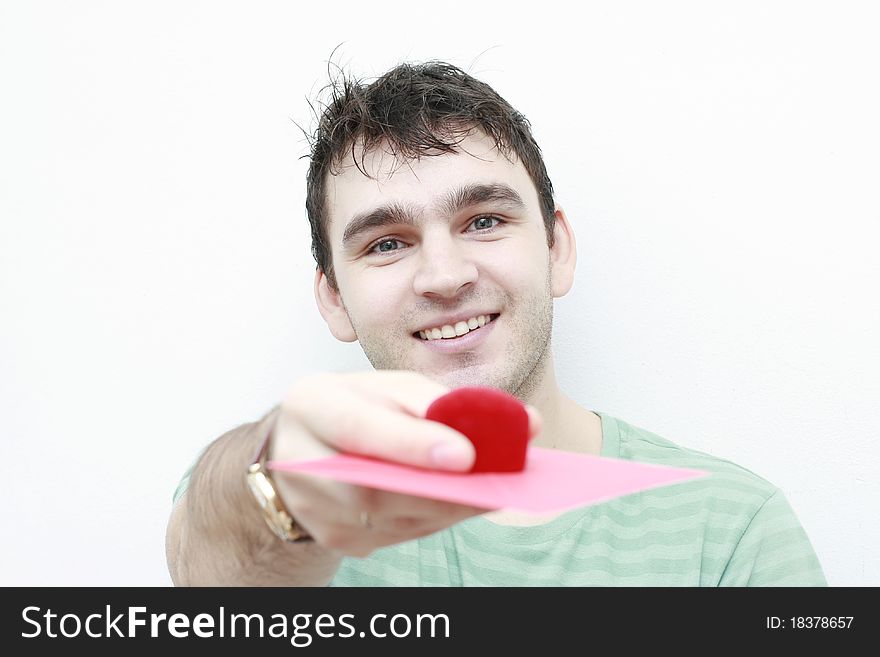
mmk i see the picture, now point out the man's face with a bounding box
[320,130,561,395]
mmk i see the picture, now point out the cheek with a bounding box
[481,244,547,290]
[342,273,409,323]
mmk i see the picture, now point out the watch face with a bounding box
[246,468,313,543]
[247,472,270,507]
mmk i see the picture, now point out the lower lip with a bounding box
[414,315,499,353]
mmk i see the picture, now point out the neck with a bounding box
[483,346,603,527]
[512,344,602,457]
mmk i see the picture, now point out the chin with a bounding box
[434,366,509,392]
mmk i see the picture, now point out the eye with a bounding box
[368,237,406,255]
[469,215,504,232]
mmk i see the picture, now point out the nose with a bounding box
[411,228,479,299]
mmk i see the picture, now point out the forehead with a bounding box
[323,131,539,241]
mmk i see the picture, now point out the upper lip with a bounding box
[413,311,499,334]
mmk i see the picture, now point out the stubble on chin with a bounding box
[344,266,554,397]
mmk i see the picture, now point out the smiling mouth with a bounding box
[413,314,500,341]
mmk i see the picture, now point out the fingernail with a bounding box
[430,442,472,470]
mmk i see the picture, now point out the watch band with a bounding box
[246,420,314,543]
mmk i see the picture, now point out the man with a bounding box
[166,61,826,586]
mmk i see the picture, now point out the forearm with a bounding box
[166,406,342,586]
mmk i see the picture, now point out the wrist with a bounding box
[246,418,314,544]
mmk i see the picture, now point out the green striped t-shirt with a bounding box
[329,411,826,586]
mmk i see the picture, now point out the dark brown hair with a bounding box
[303,60,556,290]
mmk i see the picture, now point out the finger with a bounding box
[341,370,450,417]
[285,485,484,556]
[353,486,490,520]
[345,502,488,549]
[346,371,541,445]
[284,376,475,471]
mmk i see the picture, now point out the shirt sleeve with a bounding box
[719,488,827,586]
[172,449,206,506]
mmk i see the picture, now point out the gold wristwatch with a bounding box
[246,422,314,543]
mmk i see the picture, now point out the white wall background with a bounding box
[1,1,877,586]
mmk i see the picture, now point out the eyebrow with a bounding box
[340,182,526,251]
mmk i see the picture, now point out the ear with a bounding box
[549,205,577,297]
[314,268,358,342]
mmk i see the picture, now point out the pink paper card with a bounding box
[269,447,708,513]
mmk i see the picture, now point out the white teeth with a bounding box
[418,314,495,340]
